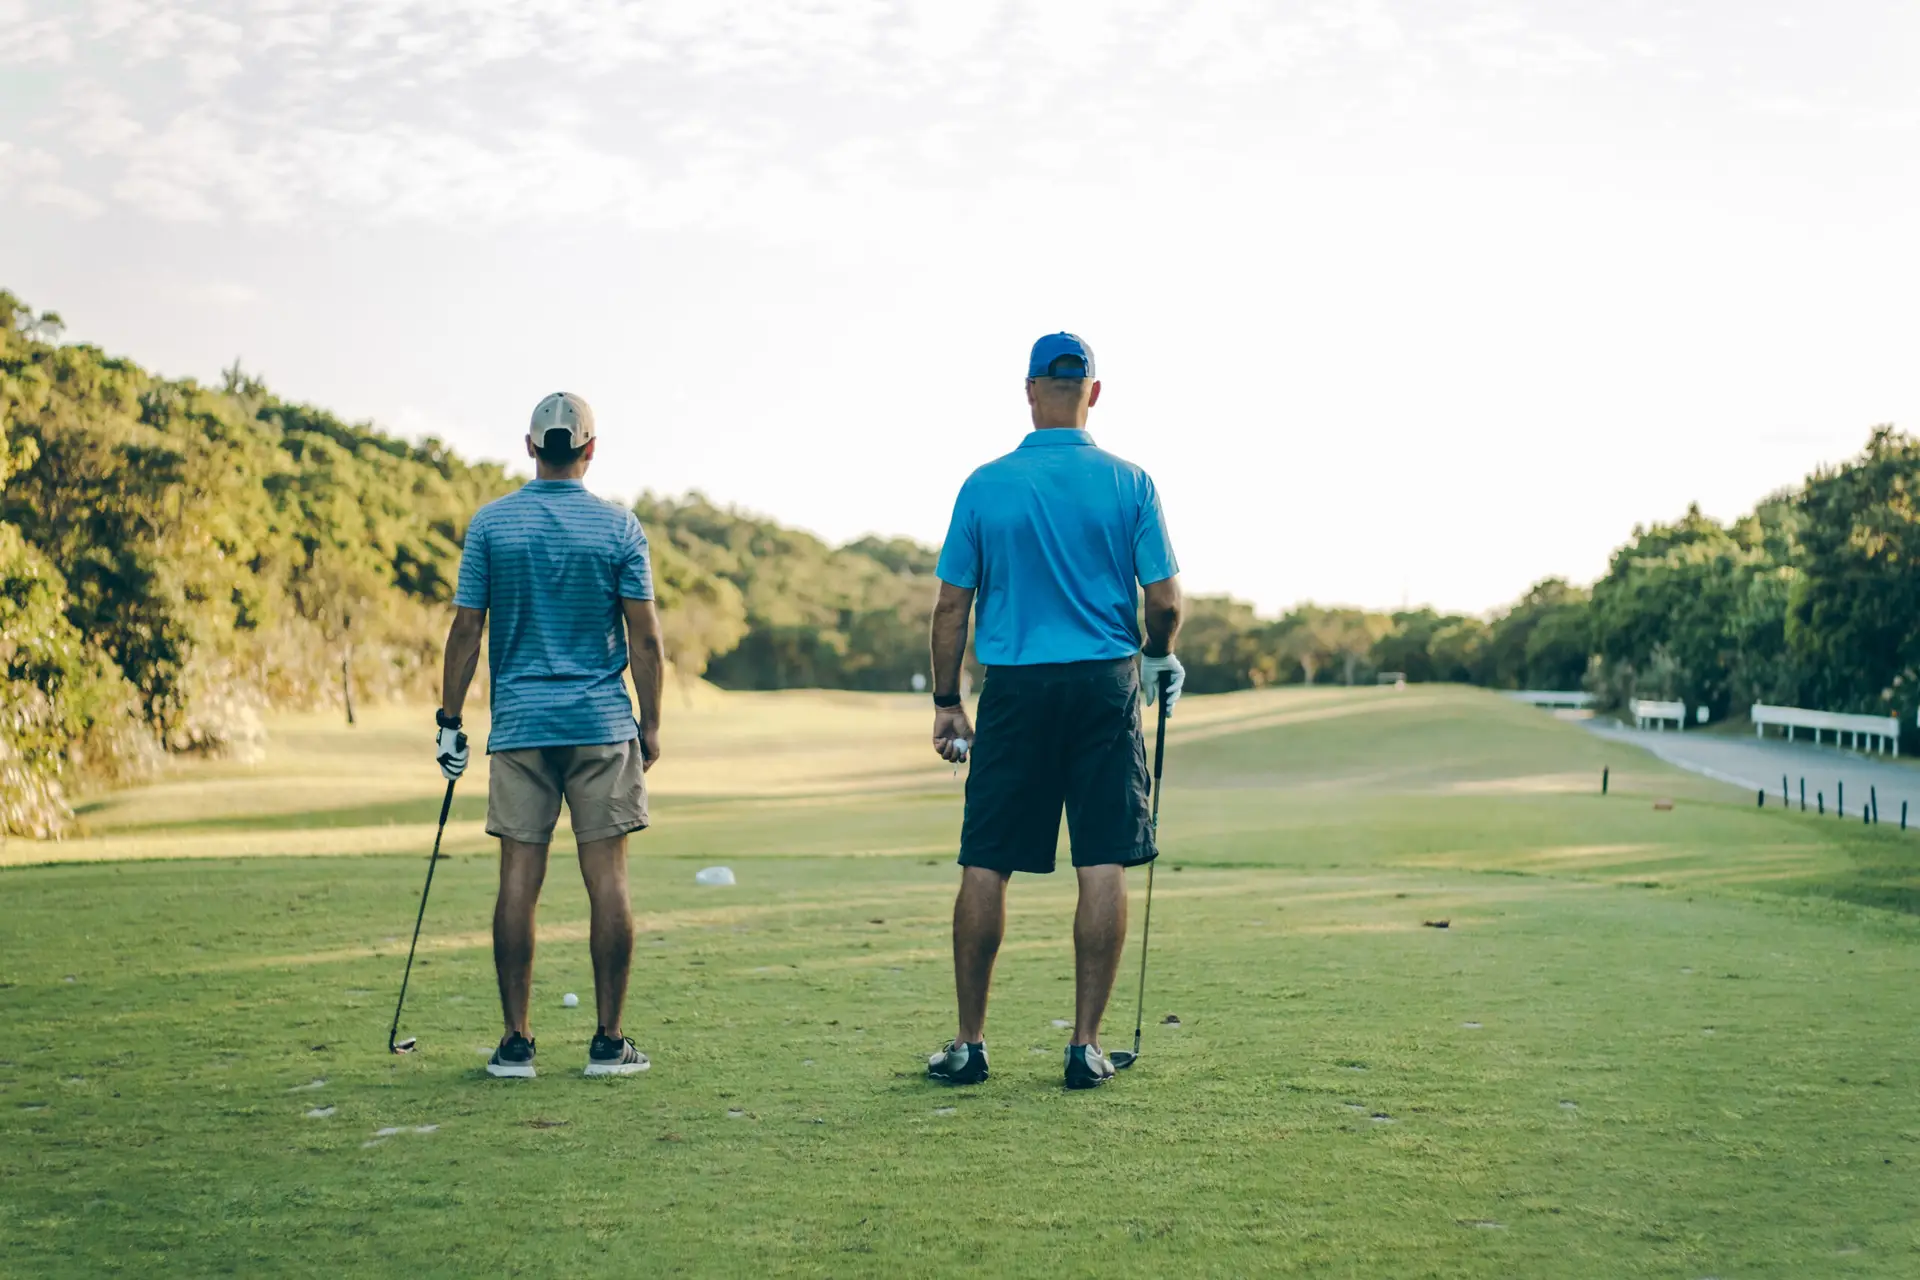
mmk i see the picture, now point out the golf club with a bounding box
[387,778,457,1054]
[1111,669,1172,1071]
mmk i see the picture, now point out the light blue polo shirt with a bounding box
[936,429,1178,667]
[454,480,653,752]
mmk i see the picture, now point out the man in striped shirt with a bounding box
[436,392,664,1080]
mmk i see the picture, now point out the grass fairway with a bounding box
[4,686,1918,1277]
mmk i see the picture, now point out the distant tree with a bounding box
[649,539,749,689]
[1481,578,1591,690]
[1787,427,1920,723]
[1177,596,1268,692]
[842,535,939,576]
[290,544,388,725]
[1427,617,1491,683]
[1588,508,1778,716]
[1371,609,1470,683]
[1270,606,1390,686]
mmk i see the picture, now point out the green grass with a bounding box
[4,686,1918,1276]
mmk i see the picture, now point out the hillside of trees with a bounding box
[1174,432,1920,740]
[6,288,1918,836]
[0,291,949,836]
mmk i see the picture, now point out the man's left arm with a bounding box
[930,581,976,762]
[930,485,980,762]
[441,607,486,719]
[434,606,485,780]
[436,513,491,779]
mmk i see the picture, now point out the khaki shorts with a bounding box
[487,741,649,844]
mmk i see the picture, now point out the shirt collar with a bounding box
[1019,428,1094,448]
[526,477,586,490]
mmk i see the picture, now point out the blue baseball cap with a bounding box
[1028,332,1096,380]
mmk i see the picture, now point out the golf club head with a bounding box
[389,1035,417,1054]
[1109,1049,1138,1070]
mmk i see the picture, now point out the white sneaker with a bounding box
[1065,1043,1114,1090]
[584,1033,650,1077]
[486,1034,536,1079]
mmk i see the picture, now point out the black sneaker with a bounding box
[1065,1043,1115,1090]
[927,1040,988,1085]
[487,1033,536,1079]
[585,1032,650,1077]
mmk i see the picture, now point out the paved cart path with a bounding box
[1586,720,1920,825]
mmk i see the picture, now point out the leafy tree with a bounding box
[1427,617,1491,683]
[637,491,946,692]
[1788,427,1920,721]
[0,523,148,836]
[1177,596,1272,693]
[650,539,749,688]
[1480,578,1591,690]
[1588,509,1777,717]
[1371,609,1473,683]
[1270,606,1392,685]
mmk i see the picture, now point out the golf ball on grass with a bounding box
[562,992,579,1008]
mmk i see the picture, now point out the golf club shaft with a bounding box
[388,778,456,1049]
[1131,671,1172,1059]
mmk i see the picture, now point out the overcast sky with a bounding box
[4,1,1918,614]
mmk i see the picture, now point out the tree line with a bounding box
[6,288,1917,834]
[1178,430,1920,746]
[0,292,948,835]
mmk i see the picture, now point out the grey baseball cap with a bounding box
[529,392,595,446]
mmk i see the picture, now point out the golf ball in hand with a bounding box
[953,739,970,759]
[562,992,580,1008]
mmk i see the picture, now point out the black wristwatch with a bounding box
[932,693,962,708]
[436,708,462,730]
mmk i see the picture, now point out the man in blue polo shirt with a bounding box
[436,391,664,1081]
[926,333,1186,1091]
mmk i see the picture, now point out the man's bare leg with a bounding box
[1072,863,1128,1047]
[576,834,633,1037]
[952,865,1009,1043]
[495,837,550,1041]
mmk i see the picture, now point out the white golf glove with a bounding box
[1139,652,1186,712]
[435,710,469,780]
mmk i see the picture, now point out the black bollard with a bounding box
[1602,767,1609,796]
[1864,806,1871,826]
[1871,786,1879,824]
[1903,801,1909,832]
[1838,781,1844,818]
[1800,778,1806,812]
[1818,792,1825,816]
[1757,789,1765,808]
[1782,775,1789,806]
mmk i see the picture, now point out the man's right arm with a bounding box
[1142,576,1183,659]
[623,596,665,771]
[1139,576,1185,709]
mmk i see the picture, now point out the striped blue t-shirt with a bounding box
[454,479,654,752]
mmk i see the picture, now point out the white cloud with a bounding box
[0,141,102,215]
[0,0,71,61]
[194,281,258,307]
[3,0,1917,236]
[54,82,144,154]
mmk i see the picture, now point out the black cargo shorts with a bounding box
[958,657,1156,875]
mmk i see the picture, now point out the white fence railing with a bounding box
[1752,703,1900,756]
[1630,698,1687,730]
[1505,690,1594,710]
